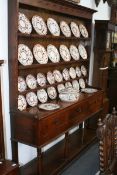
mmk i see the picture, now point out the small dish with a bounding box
[26,74,37,89]
[72,80,80,91]
[47,18,60,36]
[53,70,63,82]
[81,88,98,93]
[57,84,65,93]
[60,21,71,37]
[79,23,88,38]
[18,76,27,92]
[69,45,80,61]
[69,67,76,79]
[26,92,38,107]
[76,67,81,77]
[18,95,27,111]
[65,82,72,88]
[47,44,60,63]
[62,68,70,81]
[47,86,57,100]
[70,22,80,38]
[79,78,86,89]
[39,103,60,111]
[81,65,87,76]
[59,45,71,62]
[37,73,46,87]
[47,71,55,85]
[37,89,48,103]
[78,44,87,60]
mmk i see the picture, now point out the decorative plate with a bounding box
[37,89,48,103]
[78,44,87,60]
[65,82,72,88]
[72,80,80,91]
[62,68,70,81]
[47,18,60,36]
[18,44,33,66]
[57,84,65,93]
[26,74,37,89]
[26,92,38,107]
[32,15,47,35]
[69,67,76,79]
[37,73,46,87]
[70,22,80,38]
[53,70,63,82]
[81,88,98,93]
[47,44,60,63]
[47,71,55,85]
[60,21,71,37]
[18,76,27,92]
[18,12,32,34]
[76,66,81,77]
[81,65,87,76]
[79,23,88,38]
[79,78,86,89]
[47,86,57,100]
[59,45,71,62]
[18,95,27,111]
[33,44,48,64]
[69,45,80,61]
[39,103,60,111]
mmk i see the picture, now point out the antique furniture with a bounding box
[0,60,19,175]
[8,0,103,174]
[97,107,117,174]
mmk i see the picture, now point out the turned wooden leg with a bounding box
[11,140,18,163]
[64,132,69,159]
[37,148,43,175]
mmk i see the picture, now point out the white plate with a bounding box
[78,44,87,60]
[37,89,48,103]
[81,88,98,93]
[65,82,72,88]
[76,67,81,77]
[39,103,60,111]
[37,73,46,87]
[47,86,57,100]
[70,22,80,38]
[79,23,88,38]
[33,44,48,64]
[81,65,87,76]
[47,44,60,63]
[18,95,27,111]
[18,44,33,66]
[57,84,65,93]
[47,18,60,36]
[72,80,80,92]
[79,78,86,89]
[26,74,37,89]
[26,92,38,107]
[47,71,55,85]
[60,21,71,37]
[53,70,63,82]
[18,76,27,92]
[18,12,32,34]
[59,45,71,62]
[62,68,70,81]
[70,45,80,61]
[32,15,47,35]
[69,67,76,79]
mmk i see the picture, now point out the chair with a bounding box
[97,107,117,175]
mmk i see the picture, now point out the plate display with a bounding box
[70,22,80,38]
[69,45,80,60]
[69,67,76,79]
[57,84,65,93]
[79,78,86,89]
[79,23,88,38]
[18,95,27,111]
[78,44,87,60]
[32,15,47,35]
[26,74,37,89]
[81,65,87,76]
[39,103,60,111]
[37,73,46,87]
[37,89,48,103]
[62,68,70,81]
[47,18,60,36]
[33,44,48,64]
[18,12,32,34]
[72,80,80,91]
[81,88,98,93]
[18,76,27,92]
[47,86,57,100]
[53,70,63,82]
[60,21,71,37]
[76,66,81,77]
[65,82,72,88]
[59,45,71,62]
[18,44,33,66]
[47,71,55,85]
[26,92,38,107]
[47,44,60,63]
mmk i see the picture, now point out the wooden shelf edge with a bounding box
[0,60,4,66]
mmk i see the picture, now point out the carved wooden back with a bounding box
[97,107,117,174]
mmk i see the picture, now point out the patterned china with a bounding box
[69,67,76,79]
[53,70,63,82]
[47,44,60,63]
[57,84,65,93]
[72,80,80,91]
[60,21,71,37]
[32,15,47,35]
[33,44,48,64]
[39,103,60,111]
[76,66,82,77]
[37,89,48,103]
[69,45,80,61]
[18,12,32,34]
[37,73,46,87]
[18,76,27,92]
[79,23,88,38]
[79,78,86,89]
[65,82,72,88]
[18,95,27,111]
[78,44,87,60]
[47,86,57,100]
[26,74,37,89]
[18,44,33,66]
[70,22,80,38]
[26,92,38,107]
[81,65,87,76]
[81,88,98,93]
[59,45,71,62]
[47,18,60,36]
[62,68,70,81]
[47,71,55,85]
